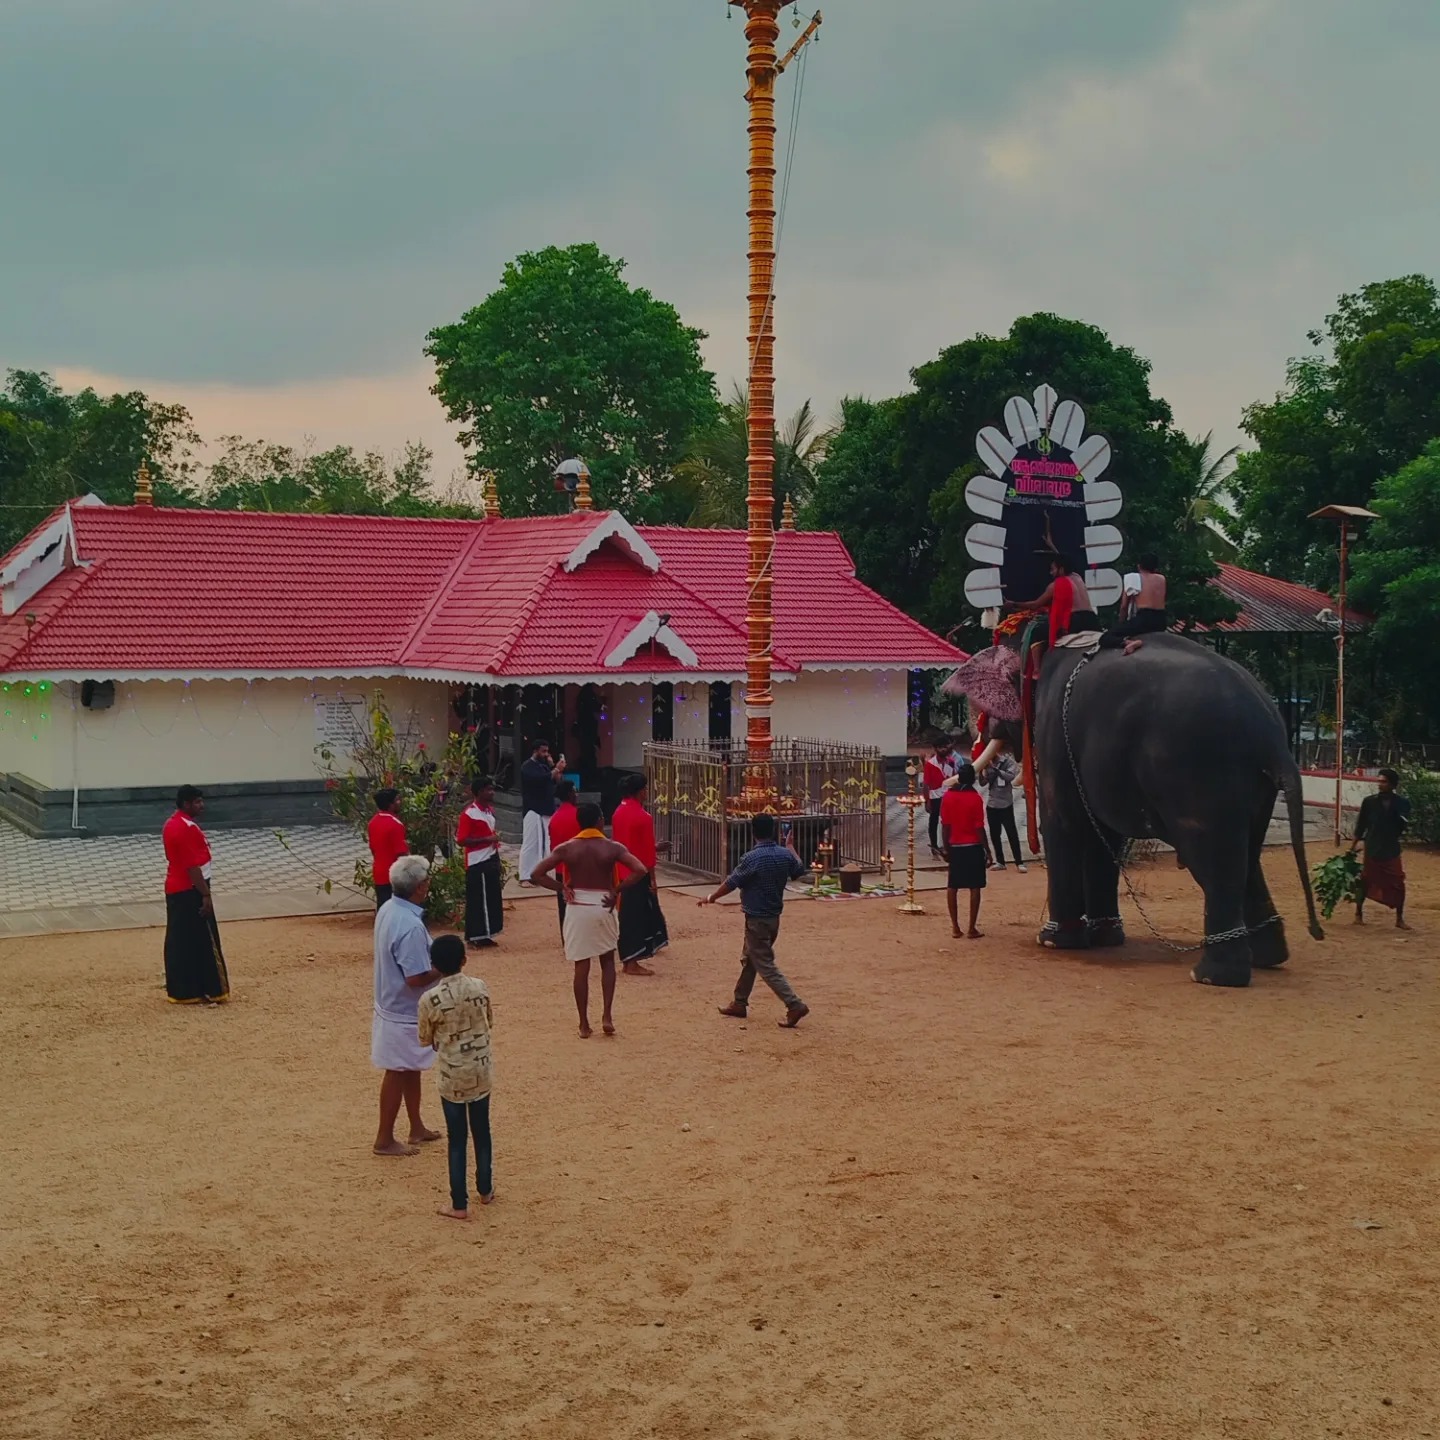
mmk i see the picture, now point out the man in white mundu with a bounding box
[518,740,567,882]
[530,804,649,1039]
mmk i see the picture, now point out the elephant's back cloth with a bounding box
[1054,631,1103,650]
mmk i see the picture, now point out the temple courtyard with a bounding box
[1,845,1435,1439]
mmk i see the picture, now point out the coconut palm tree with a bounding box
[1176,430,1241,561]
[677,383,835,529]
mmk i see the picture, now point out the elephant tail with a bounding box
[1281,761,1325,940]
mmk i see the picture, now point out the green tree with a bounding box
[807,314,1234,637]
[199,437,466,518]
[676,383,834,528]
[1175,430,1240,562]
[0,370,199,551]
[1232,275,1440,587]
[425,243,719,520]
[1348,441,1440,738]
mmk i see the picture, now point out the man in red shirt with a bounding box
[368,788,409,909]
[162,785,230,1004]
[548,780,581,936]
[456,776,503,947]
[939,762,990,940]
[921,738,957,858]
[612,773,668,975]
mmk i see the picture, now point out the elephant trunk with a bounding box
[973,737,1004,775]
[1281,760,1325,940]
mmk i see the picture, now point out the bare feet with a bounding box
[779,1003,810,1029]
[579,1023,593,1039]
[717,1002,747,1018]
[374,1140,419,1158]
[1397,919,1411,930]
[408,1127,442,1144]
[951,927,964,939]
[623,962,656,976]
[438,1206,470,1222]
[967,928,984,940]
[481,1191,497,1206]
[1354,913,1365,925]
[1123,638,1144,656]
[603,1019,617,1037]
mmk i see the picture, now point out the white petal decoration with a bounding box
[1083,480,1123,522]
[1033,384,1058,432]
[964,522,1007,567]
[1086,568,1123,608]
[1004,396,1042,446]
[1051,400,1086,451]
[965,566,1004,609]
[1082,524,1123,566]
[977,426,1017,479]
[1072,433,1111,481]
[965,472,1008,520]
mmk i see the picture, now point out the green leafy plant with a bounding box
[1312,851,1362,920]
[1398,764,1440,844]
[294,694,511,923]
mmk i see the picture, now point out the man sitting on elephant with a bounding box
[1100,553,1169,654]
[1014,552,1101,648]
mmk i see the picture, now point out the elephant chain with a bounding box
[1059,649,1283,955]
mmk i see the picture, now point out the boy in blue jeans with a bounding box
[416,934,495,1220]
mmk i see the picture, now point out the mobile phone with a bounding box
[780,820,794,845]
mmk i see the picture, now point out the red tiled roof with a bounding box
[642,528,962,667]
[0,504,964,680]
[1191,563,1370,635]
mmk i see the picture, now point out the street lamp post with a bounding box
[1309,504,1378,845]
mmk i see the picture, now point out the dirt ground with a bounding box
[2,846,1437,1440]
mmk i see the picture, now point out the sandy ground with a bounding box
[2,846,1437,1440]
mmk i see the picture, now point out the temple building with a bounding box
[0,496,963,835]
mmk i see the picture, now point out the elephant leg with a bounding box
[1083,824,1125,948]
[1187,843,1253,989]
[1039,810,1089,950]
[1245,817,1289,970]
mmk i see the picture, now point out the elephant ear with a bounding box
[940,646,1023,721]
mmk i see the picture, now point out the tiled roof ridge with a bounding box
[395,525,494,666]
[488,561,565,674]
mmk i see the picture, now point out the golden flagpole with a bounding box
[730,1,821,809]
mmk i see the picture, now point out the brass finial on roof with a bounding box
[575,468,593,512]
[781,495,796,530]
[135,458,154,507]
[481,471,501,519]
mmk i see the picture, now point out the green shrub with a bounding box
[1398,765,1440,845]
[284,692,513,923]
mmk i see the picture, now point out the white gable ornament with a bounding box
[963,383,1124,612]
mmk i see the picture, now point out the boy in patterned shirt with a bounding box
[416,935,495,1220]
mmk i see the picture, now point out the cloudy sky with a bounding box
[4,0,1437,481]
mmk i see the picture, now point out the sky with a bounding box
[4,0,1438,483]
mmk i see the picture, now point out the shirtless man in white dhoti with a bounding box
[530,803,649,1038]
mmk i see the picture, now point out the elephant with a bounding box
[948,634,1324,987]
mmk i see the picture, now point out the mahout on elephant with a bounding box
[948,631,1324,988]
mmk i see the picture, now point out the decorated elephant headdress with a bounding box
[963,384,1125,614]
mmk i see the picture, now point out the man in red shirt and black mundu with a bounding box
[162,785,230,1004]
[456,776,503,948]
[612,773,668,975]
[368,788,408,909]
[1017,551,1100,648]
[939,761,991,940]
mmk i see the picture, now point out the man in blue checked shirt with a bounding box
[699,813,810,1029]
